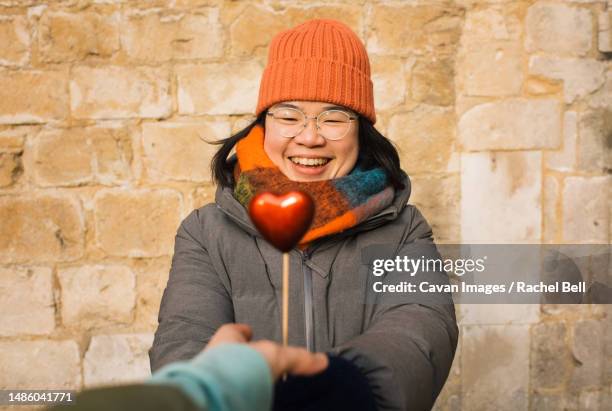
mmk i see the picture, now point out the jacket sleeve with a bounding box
[330,207,459,411]
[149,208,235,372]
[149,344,273,411]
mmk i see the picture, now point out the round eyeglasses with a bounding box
[266,107,357,141]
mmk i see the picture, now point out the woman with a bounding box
[150,19,458,411]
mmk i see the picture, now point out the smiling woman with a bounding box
[263,101,359,181]
[150,18,458,411]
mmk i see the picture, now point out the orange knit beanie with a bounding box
[255,19,376,124]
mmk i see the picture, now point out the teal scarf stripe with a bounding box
[331,166,389,208]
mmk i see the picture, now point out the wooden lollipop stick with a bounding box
[281,252,290,382]
[282,252,289,348]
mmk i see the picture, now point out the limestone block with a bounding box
[0,127,26,187]
[605,305,612,384]
[0,152,21,187]
[411,57,455,106]
[84,333,153,387]
[461,151,542,243]
[0,194,84,263]
[225,4,363,58]
[545,111,577,171]
[371,56,405,110]
[598,10,612,52]
[38,10,120,62]
[0,340,81,389]
[525,3,592,56]
[459,304,540,326]
[524,76,564,96]
[227,5,288,58]
[142,120,230,183]
[543,175,560,243]
[461,5,522,48]
[367,4,462,56]
[570,319,604,390]
[30,126,132,187]
[459,98,561,150]
[531,321,571,389]
[0,69,68,124]
[530,393,576,411]
[588,69,612,110]
[387,106,455,174]
[0,266,55,336]
[93,189,182,257]
[176,61,261,115]
[58,264,135,327]
[462,324,529,411]
[579,390,602,411]
[136,263,170,328]
[576,108,612,173]
[0,127,26,152]
[410,174,460,242]
[460,44,522,97]
[70,66,172,119]
[456,0,516,7]
[529,56,606,104]
[169,0,222,5]
[0,15,29,66]
[562,176,609,243]
[122,8,222,62]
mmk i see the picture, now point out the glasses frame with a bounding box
[266,106,358,141]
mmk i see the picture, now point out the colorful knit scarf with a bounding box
[233,124,395,247]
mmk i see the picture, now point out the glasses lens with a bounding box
[318,110,352,140]
[271,108,304,138]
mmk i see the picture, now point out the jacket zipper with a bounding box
[300,248,315,352]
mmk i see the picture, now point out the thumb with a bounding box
[277,346,329,377]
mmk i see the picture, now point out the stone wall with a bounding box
[0,0,610,410]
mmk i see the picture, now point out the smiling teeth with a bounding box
[290,157,330,166]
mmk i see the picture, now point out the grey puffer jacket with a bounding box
[150,171,459,411]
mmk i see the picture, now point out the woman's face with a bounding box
[263,100,359,182]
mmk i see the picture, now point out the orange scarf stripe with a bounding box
[299,212,357,246]
[235,125,276,171]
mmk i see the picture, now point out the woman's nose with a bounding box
[293,118,326,147]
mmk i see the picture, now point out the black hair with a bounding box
[356,116,405,190]
[210,111,405,190]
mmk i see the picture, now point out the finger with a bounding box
[218,323,252,341]
[231,323,253,341]
[278,346,329,376]
[207,323,253,348]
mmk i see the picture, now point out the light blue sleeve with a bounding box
[147,344,273,411]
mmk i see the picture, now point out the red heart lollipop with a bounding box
[248,191,315,252]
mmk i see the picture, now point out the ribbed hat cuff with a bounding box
[256,58,376,124]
